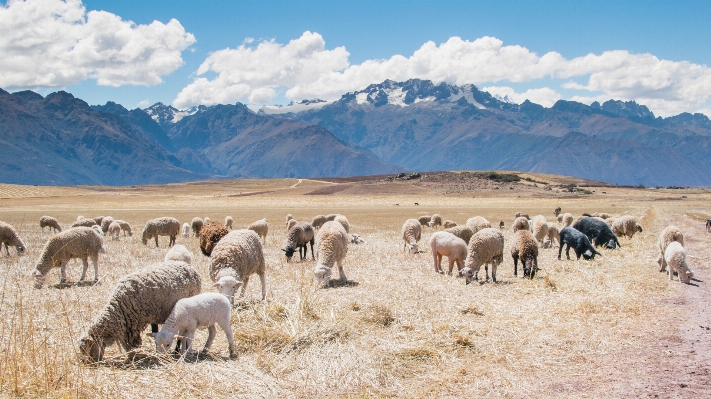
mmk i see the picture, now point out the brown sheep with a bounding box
[199,221,230,256]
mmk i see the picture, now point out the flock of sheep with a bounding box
[0,207,695,364]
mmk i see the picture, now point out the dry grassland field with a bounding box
[0,172,710,398]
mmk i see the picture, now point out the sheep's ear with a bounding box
[212,282,221,288]
[281,248,286,252]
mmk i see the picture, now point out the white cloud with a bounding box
[174,31,711,117]
[0,0,195,89]
[137,99,150,108]
[483,86,561,108]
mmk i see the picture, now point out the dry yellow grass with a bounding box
[0,176,708,398]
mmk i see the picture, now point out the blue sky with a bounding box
[2,0,711,116]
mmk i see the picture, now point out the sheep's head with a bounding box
[406,243,419,254]
[148,330,176,354]
[314,264,332,287]
[78,335,104,363]
[636,225,643,233]
[459,267,477,285]
[213,275,244,305]
[605,239,617,249]
[282,246,296,260]
[582,248,600,260]
[32,269,46,289]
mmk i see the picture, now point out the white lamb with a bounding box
[466,216,491,234]
[350,234,365,244]
[108,221,121,241]
[429,231,468,275]
[165,244,193,265]
[562,213,574,227]
[401,218,422,254]
[151,293,237,359]
[333,215,350,233]
[664,241,694,283]
[225,216,234,230]
[181,223,190,238]
[313,221,349,287]
[247,218,269,244]
[531,215,549,245]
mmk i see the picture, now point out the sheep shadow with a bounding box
[325,279,359,289]
[49,280,99,289]
[97,350,234,369]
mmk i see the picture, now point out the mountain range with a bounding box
[1,79,711,186]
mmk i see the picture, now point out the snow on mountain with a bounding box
[259,99,331,115]
[338,79,488,109]
[144,102,208,125]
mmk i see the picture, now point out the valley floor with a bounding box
[0,174,709,398]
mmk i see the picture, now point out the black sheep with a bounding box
[558,227,601,260]
[572,217,620,249]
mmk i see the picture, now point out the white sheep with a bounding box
[442,220,457,229]
[210,229,266,303]
[459,228,504,284]
[515,212,530,220]
[100,216,115,235]
[531,215,549,244]
[39,216,62,233]
[92,216,105,226]
[333,215,350,233]
[512,216,530,232]
[428,214,443,229]
[247,218,269,244]
[542,222,559,249]
[664,241,694,283]
[350,234,365,244]
[142,217,181,247]
[78,260,201,362]
[611,215,643,238]
[313,221,349,286]
[466,216,491,234]
[562,213,574,227]
[287,219,298,231]
[225,216,234,230]
[657,225,684,272]
[151,293,237,359]
[0,221,26,256]
[311,215,327,229]
[204,217,211,223]
[286,214,293,225]
[71,218,97,228]
[418,215,432,227]
[165,244,193,265]
[108,221,121,241]
[115,220,133,236]
[402,218,422,254]
[181,222,190,238]
[191,217,204,238]
[429,231,468,275]
[32,226,104,288]
[445,225,474,244]
[325,214,339,222]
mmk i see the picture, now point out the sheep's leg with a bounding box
[60,261,69,283]
[80,257,89,281]
[513,254,519,276]
[3,243,9,257]
[432,251,439,273]
[241,276,250,298]
[485,265,490,281]
[91,256,99,282]
[154,236,159,248]
[309,240,315,260]
[259,273,266,300]
[565,245,572,260]
[659,252,667,272]
[169,235,176,247]
[203,324,217,352]
[668,265,674,281]
[448,256,456,275]
[337,259,347,281]
[221,320,237,358]
[491,263,497,283]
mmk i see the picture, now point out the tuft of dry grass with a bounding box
[361,304,395,327]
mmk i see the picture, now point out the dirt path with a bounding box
[623,215,711,398]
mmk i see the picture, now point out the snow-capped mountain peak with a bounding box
[342,79,489,109]
[144,102,208,125]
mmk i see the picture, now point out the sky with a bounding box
[1,0,711,117]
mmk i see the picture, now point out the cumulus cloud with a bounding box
[483,86,562,108]
[174,31,711,117]
[0,0,195,89]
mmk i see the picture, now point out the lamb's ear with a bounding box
[212,282,221,288]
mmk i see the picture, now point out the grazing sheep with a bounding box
[418,215,432,227]
[611,215,643,238]
[191,217,204,238]
[77,215,84,221]
[466,216,491,234]
[511,230,539,278]
[592,212,611,219]
[325,214,339,222]
[499,220,505,229]
[0,221,26,257]
[78,260,201,362]
[92,216,104,226]
[512,216,530,232]
[225,216,234,230]
[554,207,562,217]
[39,216,62,233]
[114,220,132,236]
[313,221,349,286]
[531,215,549,244]
[287,219,298,230]
[32,227,104,288]
[350,234,365,244]
[165,244,193,264]
[460,228,504,284]
[515,212,530,220]
[181,223,190,238]
[562,213,573,227]
[428,214,443,229]
[151,293,237,359]
[311,215,327,229]
[199,221,229,257]
[286,214,293,225]
[108,221,121,241]
[71,218,97,228]
[558,226,600,260]
[210,229,266,303]
[402,219,422,254]
[204,217,211,223]
[333,215,350,233]
[429,231,468,275]
[572,217,620,249]
[664,241,694,283]
[141,217,181,248]
[100,216,115,235]
[445,225,474,245]
[656,225,684,272]
[557,215,563,223]
[605,217,616,227]
[283,222,315,261]
[247,218,269,244]
[443,220,457,229]
[543,222,559,249]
